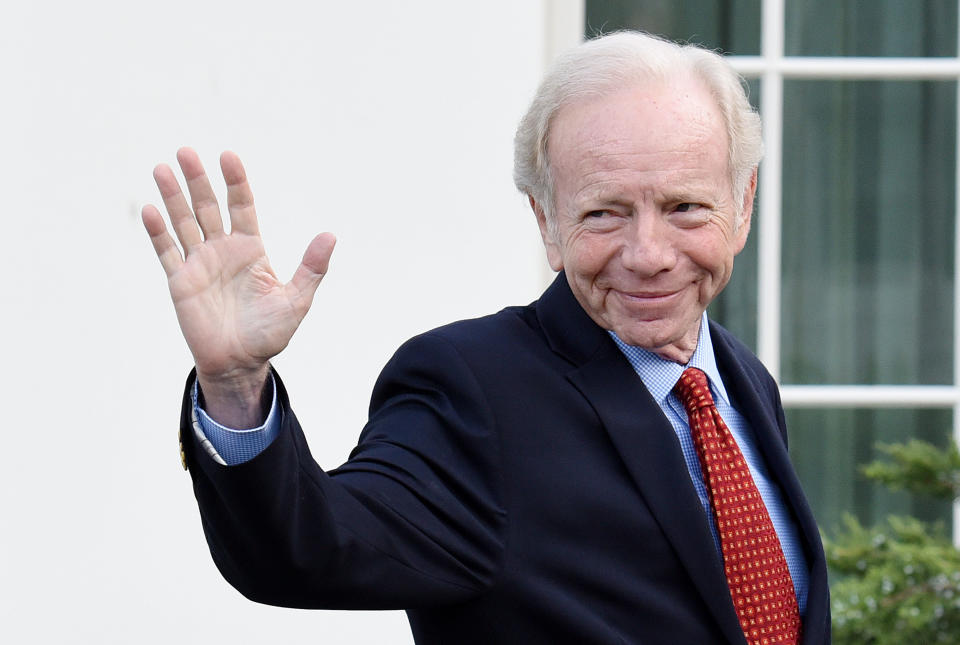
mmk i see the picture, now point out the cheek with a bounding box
[690,242,737,294]
[687,225,738,270]
[563,234,617,278]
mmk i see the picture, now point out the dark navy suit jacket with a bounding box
[181,273,831,644]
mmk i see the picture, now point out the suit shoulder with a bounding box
[403,303,542,355]
[371,303,553,401]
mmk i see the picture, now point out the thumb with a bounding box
[287,232,337,308]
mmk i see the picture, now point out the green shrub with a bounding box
[825,439,960,644]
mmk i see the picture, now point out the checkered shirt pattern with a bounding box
[191,374,280,465]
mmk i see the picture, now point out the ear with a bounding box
[732,168,757,255]
[530,196,563,271]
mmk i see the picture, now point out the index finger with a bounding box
[220,151,260,236]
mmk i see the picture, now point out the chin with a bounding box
[611,326,672,350]
[610,316,692,350]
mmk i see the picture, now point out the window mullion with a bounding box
[953,0,960,546]
[758,0,785,380]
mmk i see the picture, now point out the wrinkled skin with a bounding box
[531,77,756,364]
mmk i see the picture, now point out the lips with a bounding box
[606,286,688,319]
[613,287,684,301]
[624,290,679,299]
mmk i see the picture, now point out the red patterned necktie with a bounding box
[673,367,801,645]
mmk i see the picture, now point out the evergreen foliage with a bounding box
[826,438,960,643]
[862,440,960,501]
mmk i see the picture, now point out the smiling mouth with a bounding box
[614,288,683,302]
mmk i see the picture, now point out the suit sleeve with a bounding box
[180,332,507,610]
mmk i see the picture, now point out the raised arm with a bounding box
[142,148,336,427]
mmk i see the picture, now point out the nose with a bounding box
[620,212,678,276]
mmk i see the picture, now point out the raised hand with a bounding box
[142,148,336,427]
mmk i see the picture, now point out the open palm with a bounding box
[142,148,335,420]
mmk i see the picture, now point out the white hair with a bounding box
[513,31,762,237]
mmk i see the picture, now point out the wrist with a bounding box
[196,364,272,429]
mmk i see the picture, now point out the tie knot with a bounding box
[673,367,715,412]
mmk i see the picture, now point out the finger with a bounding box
[220,151,260,236]
[285,233,337,311]
[141,204,184,277]
[177,147,225,239]
[153,162,203,251]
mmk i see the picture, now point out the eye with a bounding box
[669,202,712,227]
[581,209,623,231]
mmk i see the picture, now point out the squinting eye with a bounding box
[585,210,607,218]
[669,202,712,227]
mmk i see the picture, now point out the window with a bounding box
[583,0,959,542]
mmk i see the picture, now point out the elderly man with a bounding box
[143,32,830,644]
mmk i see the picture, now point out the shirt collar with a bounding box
[608,313,730,406]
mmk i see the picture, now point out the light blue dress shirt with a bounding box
[608,313,808,614]
[193,314,808,613]
[190,374,279,466]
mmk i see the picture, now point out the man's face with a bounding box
[534,77,755,361]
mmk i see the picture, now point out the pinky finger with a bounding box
[142,204,184,277]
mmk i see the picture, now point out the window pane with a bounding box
[709,78,760,351]
[584,0,760,55]
[786,407,953,538]
[781,80,955,385]
[785,1,957,57]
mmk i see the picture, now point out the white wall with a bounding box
[0,1,562,642]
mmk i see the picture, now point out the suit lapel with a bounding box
[536,274,747,644]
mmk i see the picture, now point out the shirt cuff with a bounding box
[190,373,281,466]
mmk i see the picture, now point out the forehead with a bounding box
[548,78,730,195]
